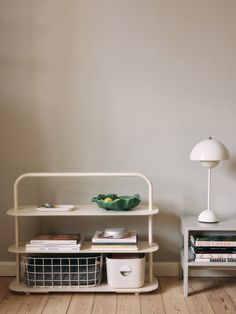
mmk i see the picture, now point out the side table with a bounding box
[180,216,236,297]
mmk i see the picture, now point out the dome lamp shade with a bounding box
[190,138,230,161]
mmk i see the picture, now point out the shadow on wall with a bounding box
[0,102,43,259]
[225,155,236,179]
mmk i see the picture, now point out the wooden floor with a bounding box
[0,277,236,313]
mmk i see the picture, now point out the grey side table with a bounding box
[180,216,236,297]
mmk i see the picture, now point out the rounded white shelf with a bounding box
[8,241,159,254]
[9,277,159,294]
[7,205,159,217]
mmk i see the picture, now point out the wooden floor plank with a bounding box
[197,277,236,314]
[41,293,72,314]
[219,278,236,306]
[1,277,236,314]
[68,293,94,314]
[0,278,12,304]
[117,294,141,314]
[17,294,49,314]
[159,277,189,314]
[185,277,214,314]
[91,293,117,314]
[140,288,165,314]
[0,291,28,313]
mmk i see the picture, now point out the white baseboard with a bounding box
[151,262,236,277]
[0,262,16,276]
[155,262,180,276]
[1,261,236,277]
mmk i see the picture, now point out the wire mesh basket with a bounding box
[23,253,103,287]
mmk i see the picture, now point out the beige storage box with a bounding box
[106,253,145,288]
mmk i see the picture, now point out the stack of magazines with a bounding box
[91,230,138,251]
[26,234,83,252]
[190,234,236,262]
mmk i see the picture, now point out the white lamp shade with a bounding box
[190,138,230,161]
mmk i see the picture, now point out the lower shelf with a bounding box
[9,277,158,294]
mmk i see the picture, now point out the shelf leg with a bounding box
[148,214,153,283]
[16,254,20,284]
[183,265,188,297]
[149,252,153,283]
[183,230,189,297]
[15,216,21,284]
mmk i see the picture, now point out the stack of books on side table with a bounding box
[92,230,138,251]
[190,234,236,262]
[26,234,83,252]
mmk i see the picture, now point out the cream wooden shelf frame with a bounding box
[8,172,159,294]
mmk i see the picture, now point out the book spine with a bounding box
[191,246,236,254]
[91,246,138,251]
[193,247,236,253]
[194,253,236,258]
[195,258,236,262]
[26,245,81,249]
[30,240,78,244]
[92,242,137,245]
[26,247,81,252]
[91,245,137,248]
[190,235,236,247]
[195,241,236,247]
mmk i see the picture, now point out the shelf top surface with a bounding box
[181,216,236,231]
[8,241,159,254]
[7,205,159,216]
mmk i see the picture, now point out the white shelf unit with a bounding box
[7,172,159,294]
[180,216,236,297]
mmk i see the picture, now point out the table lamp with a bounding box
[190,137,230,223]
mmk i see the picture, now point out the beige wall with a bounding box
[0,0,236,262]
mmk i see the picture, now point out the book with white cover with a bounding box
[91,245,138,251]
[26,238,83,252]
[194,258,236,262]
[30,234,80,244]
[25,246,82,252]
[92,231,137,244]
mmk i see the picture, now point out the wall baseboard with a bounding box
[0,262,16,276]
[154,262,236,277]
[1,261,236,277]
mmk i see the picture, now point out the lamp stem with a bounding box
[207,168,211,211]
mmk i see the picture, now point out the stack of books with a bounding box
[26,234,83,252]
[190,234,236,262]
[91,230,138,251]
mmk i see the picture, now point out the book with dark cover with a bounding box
[191,245,236,254]
[190,246,236,258]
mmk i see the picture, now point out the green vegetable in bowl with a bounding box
[91,194,140,211]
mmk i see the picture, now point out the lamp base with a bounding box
[198,210,219,223]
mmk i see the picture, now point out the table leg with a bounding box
[183,229,189,297]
